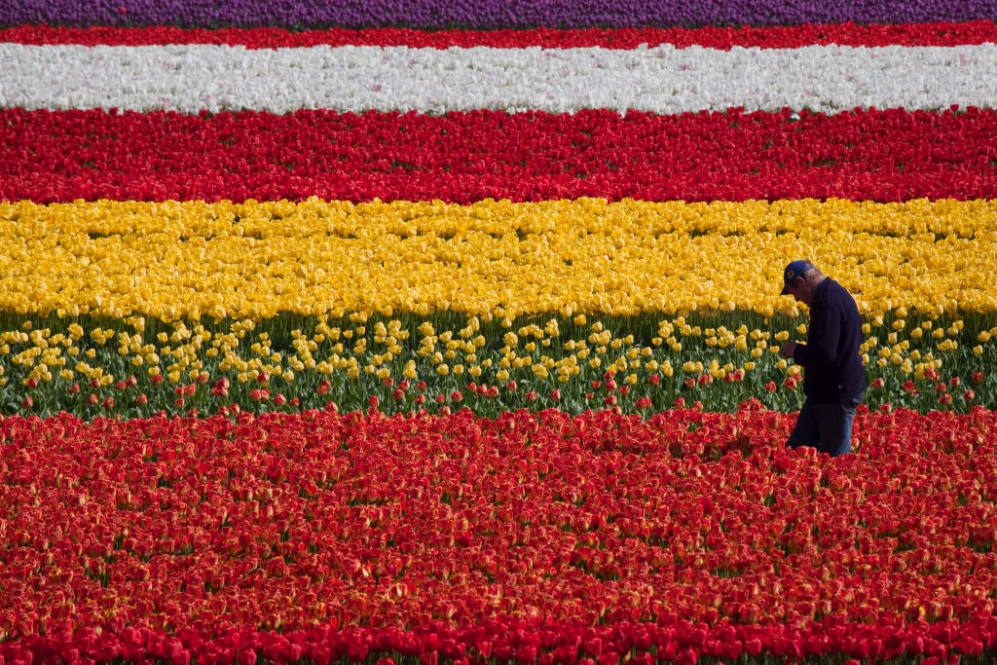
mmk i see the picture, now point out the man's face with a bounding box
[785,277,808,304]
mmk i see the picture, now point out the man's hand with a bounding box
[779,342,798,359]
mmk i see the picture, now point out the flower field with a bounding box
[2,2,997,664]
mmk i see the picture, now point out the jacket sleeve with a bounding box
[793,297,841,369]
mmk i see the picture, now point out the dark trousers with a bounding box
[786,394,863,457]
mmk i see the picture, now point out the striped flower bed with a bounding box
[2,3,997,664]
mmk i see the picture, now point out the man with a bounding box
[778,260,866,456]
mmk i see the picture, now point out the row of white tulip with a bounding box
[3,42,997,115]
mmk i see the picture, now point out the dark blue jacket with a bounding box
[792,278,867,403]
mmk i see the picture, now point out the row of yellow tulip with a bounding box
[1,197,994,321]
[3,312,991,392]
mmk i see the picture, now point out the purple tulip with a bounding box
[4,0,997,29]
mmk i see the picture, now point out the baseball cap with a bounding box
[781,260,815,295]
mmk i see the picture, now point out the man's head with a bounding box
[781,260,824,305]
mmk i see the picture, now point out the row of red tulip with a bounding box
[1,615,995,665]
[1,405,994,643]
[3,107,996,203]
[4,21,997,49]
